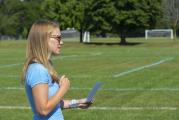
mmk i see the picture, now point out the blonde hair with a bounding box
[22,20,59,83]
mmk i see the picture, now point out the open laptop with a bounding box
[86,82,102,103]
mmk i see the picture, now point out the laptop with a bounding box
[86,82,102,103]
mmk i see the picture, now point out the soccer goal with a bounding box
[61,28,80,42]
[145,29,174,39]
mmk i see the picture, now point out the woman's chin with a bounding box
[52,51,60,55]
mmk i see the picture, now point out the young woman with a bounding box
[22,20,91,120]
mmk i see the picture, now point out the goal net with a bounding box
[145,29,173,39]
[61,28,80,42]
[61,29,90,43]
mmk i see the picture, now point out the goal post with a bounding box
[145,29,174,40]
[83,31,90,43]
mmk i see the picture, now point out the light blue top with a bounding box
[25,63,64,120]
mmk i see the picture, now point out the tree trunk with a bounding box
[173,26,176,39]
[80,25,83,43]
[100,32,107,37]
[171,24,177,41]
[120,31,126,45]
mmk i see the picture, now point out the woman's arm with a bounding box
[32,75,70,116]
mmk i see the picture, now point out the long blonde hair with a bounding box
[22,20,59,83]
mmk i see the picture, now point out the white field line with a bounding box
[0,74,91,78]
[0,74,105,78]
[0,106,177,111]
[0,53,102,68]
[114,57,174,78]
[53,53,102,60]
[90,52,102,56]
[72,88,179,92]
[89,107,177,111]
[52,55,78,60]
[0,55,78,69]
[0,75,19,78]
[1,87,179,92]
[0,87,25,90]
[0,74,111,78]
[0,106,30,110]
[0,63,23,68]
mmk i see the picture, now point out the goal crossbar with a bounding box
[145,29,174,39]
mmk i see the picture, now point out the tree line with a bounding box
[0,0,178,43]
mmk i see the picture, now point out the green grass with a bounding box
[1,38,179,120]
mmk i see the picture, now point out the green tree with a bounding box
[42,0,84,30]
[0,0,24,37]
[0,0,43,39]
[85,0,114,37]
[83,0,162,44]
[112,0,162,44]
[21,0,44,38]
[42,0,85,42]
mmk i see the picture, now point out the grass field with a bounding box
[1,38,179,120]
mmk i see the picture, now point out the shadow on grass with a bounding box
[83,42,143,46]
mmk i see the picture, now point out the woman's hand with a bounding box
[59,75,70,94]
[77,98,93,109]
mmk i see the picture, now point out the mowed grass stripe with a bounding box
[0,106,177,111]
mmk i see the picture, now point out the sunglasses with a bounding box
[50,35,62,42]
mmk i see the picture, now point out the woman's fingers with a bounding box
[58,75,70,93]
[78,102,92,109]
